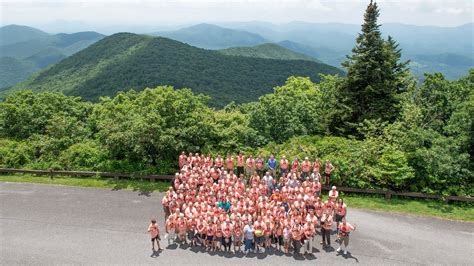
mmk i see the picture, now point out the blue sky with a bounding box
[1,0,472,32]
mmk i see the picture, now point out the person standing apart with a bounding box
[148,219,163,252]
[337,219,356,255]
[267,155,277,178]
[324,160,334,185]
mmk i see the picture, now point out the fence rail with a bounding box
[1,168,472,202]
[0,168,172,181]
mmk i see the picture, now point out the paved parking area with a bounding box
[1,182,472,265]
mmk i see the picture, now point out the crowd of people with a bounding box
[150,152,357,258]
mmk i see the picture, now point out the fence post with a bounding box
[385,190,392,200]
[49,168,53,180]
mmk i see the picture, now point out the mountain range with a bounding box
[7,33,342,107]
[1,22,471,99]
[0,25,104,88]
[152,22,472,80]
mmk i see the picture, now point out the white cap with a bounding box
[332,186,336,190]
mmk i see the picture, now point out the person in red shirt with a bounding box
[335,198,347,233]
[215,154,224,169]
[292,157,300,173]
[148,219,163,252]
[237,153,245,177]
[301,157,311,179]
[329,186,339,202]
[320,210,333,248]
[246,155,255,178]
[279,155,289,177]
[226,155,235,174]
[324,160,335,185]
[337,219,356,255]
[255,155,265,178]
[179,151,187,170]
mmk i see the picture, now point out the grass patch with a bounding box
[1,174,472,222]
[0,174,170,195]
[336,192,474,222]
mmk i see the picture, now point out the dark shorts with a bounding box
[237,166,244,176]
[151,236,160,242]
[206,235,213,241]
[255,236,265,244]
[163,206,170,217]
[335,214,344,223]
[201,233,207,239]
[272,235,283,245]
[222,236,232,246]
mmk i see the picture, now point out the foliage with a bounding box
[0,2,471,196]
[218,43,322,63]
[340,1,410,133]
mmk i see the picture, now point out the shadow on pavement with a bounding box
[336,251,359,262]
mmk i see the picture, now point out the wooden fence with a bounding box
[0,168,472,203]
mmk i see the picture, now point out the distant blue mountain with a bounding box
[0,25,105,88]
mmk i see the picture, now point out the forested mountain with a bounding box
[0,57,39,89]
[0,25,105,88]
[7,33,343,107]
[151,23,267,49]
[0,24,50,46]
[218,43,322,62]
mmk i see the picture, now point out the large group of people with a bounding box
[151,152,357,258]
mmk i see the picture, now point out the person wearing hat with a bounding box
[329,186,339,202]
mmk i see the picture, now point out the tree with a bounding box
[248,76,325,143]
[340,0,409,134]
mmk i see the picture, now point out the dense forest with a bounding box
[7,33,342,108]
[218,43,322,62]
[0,2,472,196]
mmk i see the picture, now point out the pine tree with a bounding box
[340,0,409,134]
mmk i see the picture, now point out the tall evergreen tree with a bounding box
[340,0,409,134]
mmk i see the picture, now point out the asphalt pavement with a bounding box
[1,182,472,265]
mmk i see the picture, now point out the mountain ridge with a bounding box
[7,33,344,107]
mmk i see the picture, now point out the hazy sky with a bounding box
[1,0,473,32]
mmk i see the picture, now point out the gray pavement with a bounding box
[0,182,472,265]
